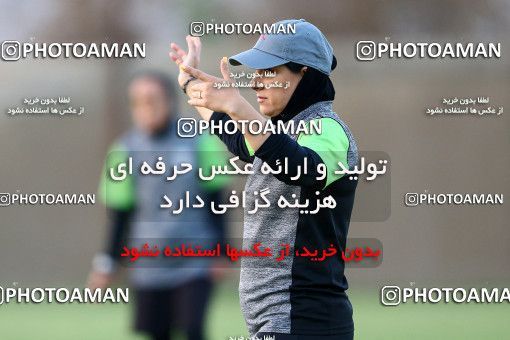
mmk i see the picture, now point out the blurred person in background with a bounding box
[87,71,230,340]
[170,19,358,340]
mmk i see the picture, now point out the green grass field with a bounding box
[0,281,508,339]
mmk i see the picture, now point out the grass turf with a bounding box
[0,282,508,339]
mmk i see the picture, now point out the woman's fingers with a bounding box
[185,36,195,57]
[189,89,203,99]
[193,36,201,51]
[188,82,208,93]
[178,62,215,82]
[190,36,201,56]
[186,36,201,67]
[188,81,210,104]
[185,35,194,48]
[170,42,187,58]
[220,56,232,81]
[169,51,183,64]
[189,82,211,101]
[187,97,206,107]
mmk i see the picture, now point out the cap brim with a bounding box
[229,48,288,70]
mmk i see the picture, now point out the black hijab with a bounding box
[271,56,337,124]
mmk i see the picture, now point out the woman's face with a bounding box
[253,65,305,117]
[129,77,171,134]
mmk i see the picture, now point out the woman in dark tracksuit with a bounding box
[170,19,358,339]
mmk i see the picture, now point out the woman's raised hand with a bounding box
[178,57,245,116]
[169,35,202,88]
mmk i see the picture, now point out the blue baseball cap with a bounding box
[229,19,335,76]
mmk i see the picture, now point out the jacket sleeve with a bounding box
[209,111,255,163]
[254,118,350,190]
